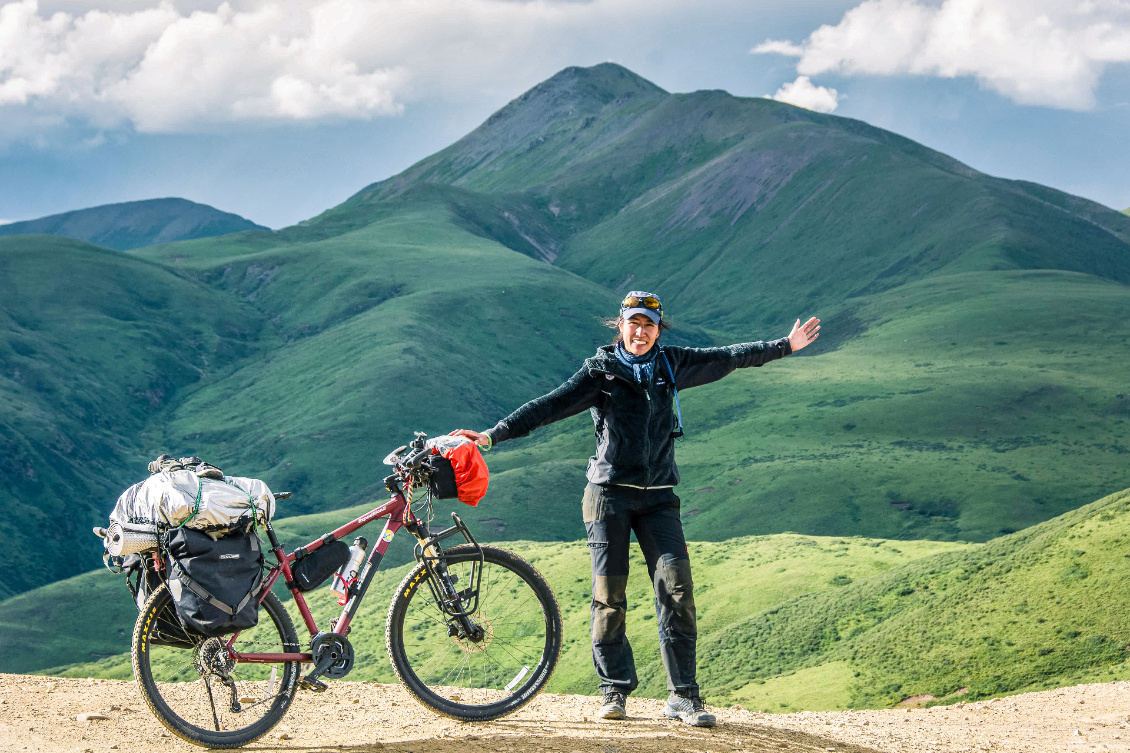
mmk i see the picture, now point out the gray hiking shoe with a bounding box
[597,691,627,720]
[663,693,717,727]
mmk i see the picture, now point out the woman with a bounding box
[451,291,819,726]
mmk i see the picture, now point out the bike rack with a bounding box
[413,511,485,619]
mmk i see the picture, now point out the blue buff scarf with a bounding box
[614,342,657,384]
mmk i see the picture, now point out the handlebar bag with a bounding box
[164,524,263,637]
[424,436,490,506]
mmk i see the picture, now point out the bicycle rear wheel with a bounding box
[386,544,562,721]
[131,584,300,749]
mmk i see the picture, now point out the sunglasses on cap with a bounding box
[621,295,662,312]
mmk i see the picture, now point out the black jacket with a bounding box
[486,338,792,488]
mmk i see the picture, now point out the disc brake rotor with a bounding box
[454,616,494,653]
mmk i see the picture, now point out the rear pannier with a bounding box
[164,523,264,637]
[98,455,277,639]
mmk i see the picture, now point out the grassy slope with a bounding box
[696,486,1130,711]
[123,212,1130,551]
[0,235,274,594]
[556,127,1130,336]
[457,269,1130,547]
[123,236,1130,551]
[133,196,627,518]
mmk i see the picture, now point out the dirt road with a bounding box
[2,674,1128,753]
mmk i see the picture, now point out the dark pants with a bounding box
[583,482,698,697]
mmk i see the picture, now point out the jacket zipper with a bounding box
[601,365,656,488]
[643,383,652,488]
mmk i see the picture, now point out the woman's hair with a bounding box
[602,315,672,345]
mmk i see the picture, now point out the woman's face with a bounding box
[619,314,659,356]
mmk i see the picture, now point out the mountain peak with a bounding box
[474,62,666,139]
[521,62,667,106]
[352,64,668,201]
[0,197,267,250]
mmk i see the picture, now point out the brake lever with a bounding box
[383,445,409,466]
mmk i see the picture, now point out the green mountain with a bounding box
[0,198,267,250]
[339,64,1130,334]
[0,236,273,595]
[5,63,1130,598]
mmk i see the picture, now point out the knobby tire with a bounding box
[385,544,562,721]
[131,584,300,749]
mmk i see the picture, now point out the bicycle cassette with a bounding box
[309,632,355,680]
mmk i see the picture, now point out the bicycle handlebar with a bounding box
[384,432,431,471]
[402,446,431,469]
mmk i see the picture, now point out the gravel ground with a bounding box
[2,674,1128,753]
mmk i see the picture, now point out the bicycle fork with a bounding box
[415,512,486,641]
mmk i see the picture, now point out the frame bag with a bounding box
[164,524,264,637]
[291,540,351,591]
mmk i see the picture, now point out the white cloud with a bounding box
[751,39,804,57]
[753,0,1130,110]
[0,0,695,133]
[767,75,840,113]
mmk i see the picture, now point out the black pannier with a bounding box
[425,454,458,499]
[164,525,264,637]
[108,553,194,647]
[291,541,350,591]
[121,553,162,612]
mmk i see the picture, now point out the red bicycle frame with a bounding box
[227,485,420,665]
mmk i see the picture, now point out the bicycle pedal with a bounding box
[297,676,328,693]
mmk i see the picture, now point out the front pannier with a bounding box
[291,541,351,591]
[164,526,264,637]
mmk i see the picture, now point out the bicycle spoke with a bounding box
[388,545,561,720]
[133,586,298,746]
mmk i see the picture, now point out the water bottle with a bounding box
[329,536,368,605]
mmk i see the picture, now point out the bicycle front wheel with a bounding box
[386,544,562,721]
[131,584,300,749]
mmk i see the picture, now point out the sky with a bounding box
[1,0,1128,229]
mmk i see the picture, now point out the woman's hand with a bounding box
[449,429,490,447]
[788,317,820,352]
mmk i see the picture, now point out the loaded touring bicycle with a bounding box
[97,433,562,749]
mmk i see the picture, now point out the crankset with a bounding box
[305,631,355,682]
